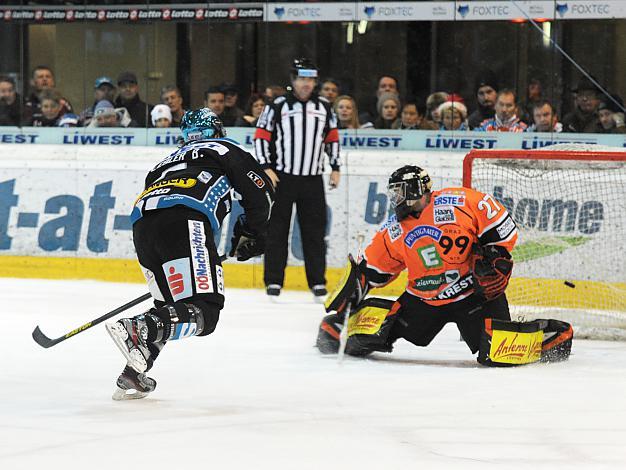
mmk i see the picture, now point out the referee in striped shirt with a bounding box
[254,58,340,299]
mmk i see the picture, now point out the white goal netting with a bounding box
[465,145,626,340]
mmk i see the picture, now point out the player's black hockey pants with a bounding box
[389,293,511,353]
[264,172,327,289]
[133,206,225,339]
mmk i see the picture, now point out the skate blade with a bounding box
[105,322,147,373]
[112,386,149,401]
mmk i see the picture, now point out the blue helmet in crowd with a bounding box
[180,108,226,143]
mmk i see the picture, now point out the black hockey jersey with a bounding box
[130,138,274,235]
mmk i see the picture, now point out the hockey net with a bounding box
[464,144,626,340]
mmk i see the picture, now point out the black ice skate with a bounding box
[105,317,152,373]
[312,284,327,304]
[112,365,157,401]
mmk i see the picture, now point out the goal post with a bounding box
[463,145,626,339]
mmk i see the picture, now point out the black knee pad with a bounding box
[187,299,221,336]
[317,313,342,354]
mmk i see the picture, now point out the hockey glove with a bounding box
[471,244,513,301]
[229,215,265,261]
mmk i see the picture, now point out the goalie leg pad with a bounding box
[324,254,368,314]
[539,319,573,363]
[478,318,573,367]
[345,297,398,356]
[316,313,342,354]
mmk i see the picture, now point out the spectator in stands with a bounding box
[160,85,186,128]
[0,76,21,126]
[374,93,401,129]
[361,75,399,123]
[525,100,562,132]
[220,83,244,127]
[88,100,136,128]
[468,72,499,129]
[320,78,340,105]
[24,66,72,124]
[204,86,226,121]
[114,71,153,127]
[475,89,527,132]
[562,77,603,133]
[235,93,266,127]
[264,84,287,102]
[333,95,372,129]
[426,92,449,126]
[394,100,437,130]
[437,101,469,131]
[30,89,65,126]
[151,104,172,128]
[596,95,626,134]
[519,77,543,123]
[79,76,116,127]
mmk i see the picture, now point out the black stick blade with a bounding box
[32,326,60,348]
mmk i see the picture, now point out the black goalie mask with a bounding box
[387,165,432,220]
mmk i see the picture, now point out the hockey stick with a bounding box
[32,292,153,348]
[32,254,229,348]
[337,234,365,363]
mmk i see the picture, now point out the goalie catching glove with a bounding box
[324,254,370,315]
[471,244,513,301]
[229,215,265,261]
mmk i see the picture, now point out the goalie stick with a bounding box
[32,253,228,348]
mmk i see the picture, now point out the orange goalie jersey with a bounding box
[363,187,518,306]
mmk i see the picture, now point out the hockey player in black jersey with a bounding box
[106,108,274,400]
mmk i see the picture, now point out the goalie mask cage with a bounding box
[463,145,626,340]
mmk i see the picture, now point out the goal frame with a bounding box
[463,149,626,188]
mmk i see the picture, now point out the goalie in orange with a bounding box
[317,165,572,365]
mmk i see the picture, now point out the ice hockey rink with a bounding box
[2,277,625,470]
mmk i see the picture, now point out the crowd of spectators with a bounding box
[0,65,624,135]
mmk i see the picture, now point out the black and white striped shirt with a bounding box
[253,93,340,176]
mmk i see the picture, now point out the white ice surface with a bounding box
[1,278,625,470]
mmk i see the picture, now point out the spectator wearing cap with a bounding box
[374,92,401,129]
[114,71,153,127]
[30,89,65,126]
[204,86,226,122]
[24,65,72,124]
[219,83,244,127]
[525,100,562,133]
[596,95,626,134]
[79,76,117,126]
[160,85,186,128]
[475,89,527,132]
[151,104,172,128]
[88,100,136,128]
[562,77,603,133]
[0,76,22,126]
[393,100,436,130]
[437,101,469,131]
[235,93,266,127]
[468,72,498,129]
[320,78,340,105]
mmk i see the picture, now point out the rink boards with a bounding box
[0,144,623,307]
